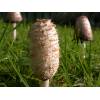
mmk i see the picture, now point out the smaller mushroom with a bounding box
[74,16,93,59]
[6,12,23,40]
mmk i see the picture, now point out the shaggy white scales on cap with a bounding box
[29,19,59,87]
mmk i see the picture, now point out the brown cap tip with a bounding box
[6,12,23,23]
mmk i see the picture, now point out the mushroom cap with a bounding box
[75,16,93,43]
[6,12,23,23]
[29,19,59,81]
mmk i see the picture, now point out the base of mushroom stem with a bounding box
[40,79,49,87]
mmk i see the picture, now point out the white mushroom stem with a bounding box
[40,80,49,87]
[12,23,17,40]
[83,42,86,59]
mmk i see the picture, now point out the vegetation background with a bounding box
[1,12,100,26]
[0,12,100,87]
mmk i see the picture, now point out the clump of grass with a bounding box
[0,19,100,87]
[52,25,98,87]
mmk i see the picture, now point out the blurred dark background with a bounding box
[0,12,100,26]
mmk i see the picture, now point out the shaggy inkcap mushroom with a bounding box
[5,12,23,40]
[75,16,93,43]
[29,19,59,84]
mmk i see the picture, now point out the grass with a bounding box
[0,19,100,87]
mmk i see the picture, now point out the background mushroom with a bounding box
[6,12,23,40]
[29,19,59,87]
[74,16,93,59]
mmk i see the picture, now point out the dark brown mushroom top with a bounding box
[6,12,23,23]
